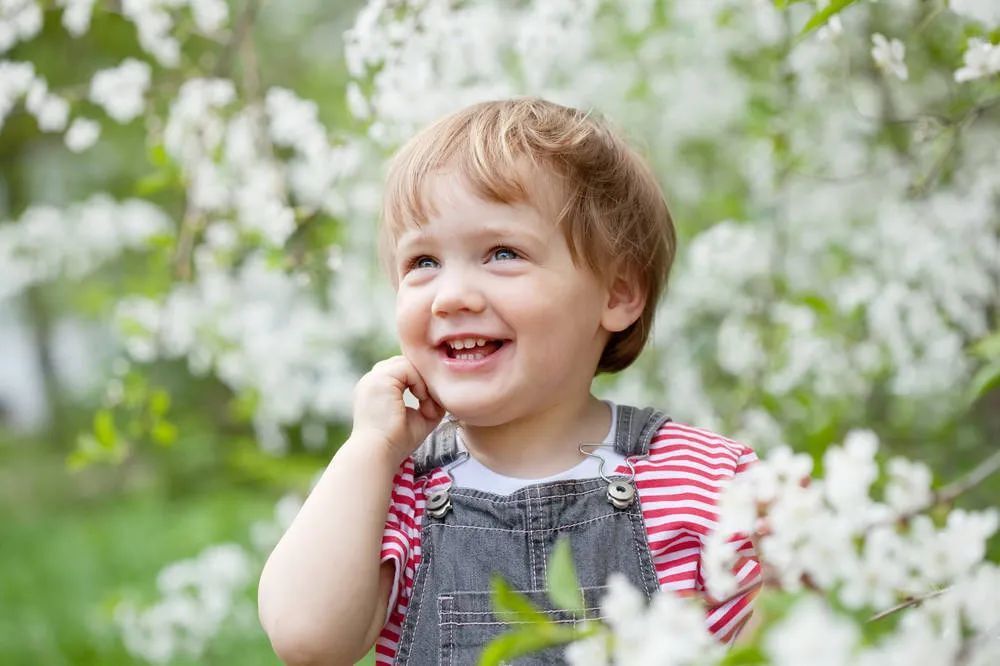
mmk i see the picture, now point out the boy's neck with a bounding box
[457,393,612,479]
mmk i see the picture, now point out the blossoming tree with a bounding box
[1,0,998,663]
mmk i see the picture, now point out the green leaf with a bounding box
[969,360,1000,402]
[800,0,860,37]
[149,388,171,416]
[971,331,1000,360]
[490,576,549,625]
[546,537,584,615]
[719,644,767,665]
[151,420,178,446]
[134,170,177,196]
[478,623,581,666]
[93,409,118,449]
[148,142,170,168]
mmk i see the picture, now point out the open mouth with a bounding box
[439,339,509,361]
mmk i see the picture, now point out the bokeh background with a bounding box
[1,0,998,664]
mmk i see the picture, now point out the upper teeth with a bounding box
[447,338,488,350]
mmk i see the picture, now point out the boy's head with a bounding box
[379,98,676,422]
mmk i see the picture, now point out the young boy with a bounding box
[258,98,760,665]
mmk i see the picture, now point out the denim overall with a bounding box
[393,405,671,665]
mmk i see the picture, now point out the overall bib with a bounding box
[392,405,671,665]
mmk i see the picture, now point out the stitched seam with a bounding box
[526,485,537,589]
[448,486,605,504]
[441,586,609,595]
[447,595,454,666]
[399,529,432,665]
[436,596,447,666]
[441,618,608,627]
[627,502,654,599]
[426,512,620,534]
[631,483,661,599]
[620,407,633,455]
[537,486,548,587]
[440,607,603,616]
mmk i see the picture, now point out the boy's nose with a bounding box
[431,272,486,316]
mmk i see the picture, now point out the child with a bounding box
[258,98,761,665]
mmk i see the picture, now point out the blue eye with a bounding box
[490,246,520,261]
[407,256,438,270]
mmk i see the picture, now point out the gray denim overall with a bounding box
[393,405,671,665]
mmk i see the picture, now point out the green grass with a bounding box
[0,431,283,665]
[0,430,381,666]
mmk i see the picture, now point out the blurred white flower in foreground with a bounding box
[871,33,908,80]
[949,0,1000,27]
[954,38,1000,82]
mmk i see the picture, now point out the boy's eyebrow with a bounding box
[396,223,546,251]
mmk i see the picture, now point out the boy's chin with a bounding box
[436,395,509,428]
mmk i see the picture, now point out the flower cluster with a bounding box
[0,0,41,53]
[0,194,171,302]
[698,431,999,664]
[112,250,391,452]
[114,543,254,664]
[0,59,102,149]
[113,492,304,664]
[562,433,1000,665]
[89,58,152,124]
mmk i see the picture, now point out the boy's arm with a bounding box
[258,434,399,666]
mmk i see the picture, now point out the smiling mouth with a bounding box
[440,339,508,360]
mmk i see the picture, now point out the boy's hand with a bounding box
[351,355,446,465]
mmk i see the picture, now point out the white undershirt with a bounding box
[444,401,626,495]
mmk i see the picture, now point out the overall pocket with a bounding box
[437,586,608,666]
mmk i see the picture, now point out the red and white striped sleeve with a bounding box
[702,445,762,643]
[634,421,762,644]
[378,456,422,626]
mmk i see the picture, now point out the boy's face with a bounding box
[392,170,615,427]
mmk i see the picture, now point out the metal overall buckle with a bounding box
[578,443,646,510]
[426,449,469,519]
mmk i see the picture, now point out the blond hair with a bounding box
[379,97,676,374]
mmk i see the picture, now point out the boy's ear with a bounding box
[601,270,646,334]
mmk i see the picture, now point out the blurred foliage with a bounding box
[0,1,366,663]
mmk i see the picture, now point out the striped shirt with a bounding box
[376,420,761,663]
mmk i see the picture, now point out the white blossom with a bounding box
[89,58,153,123]
[949,0,1000,26]
[823,429,879,518]
[0,0,42,53]
[0,59,34,130]
[189,0,228,33]
[0,195,170,302]
[564,633,610,666]
[884,457,933,514]
[58,0,97,36]
[954,38,1000,82]
[24,79,70,132]
[115,543,253,664]
[121,0,181,67]
[871,33,908,80]
[64,116,100,151]
[765,597,859,666]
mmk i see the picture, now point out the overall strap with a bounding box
[612,404,672,457]
[413,405,672,477]
[413,416,463,477]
